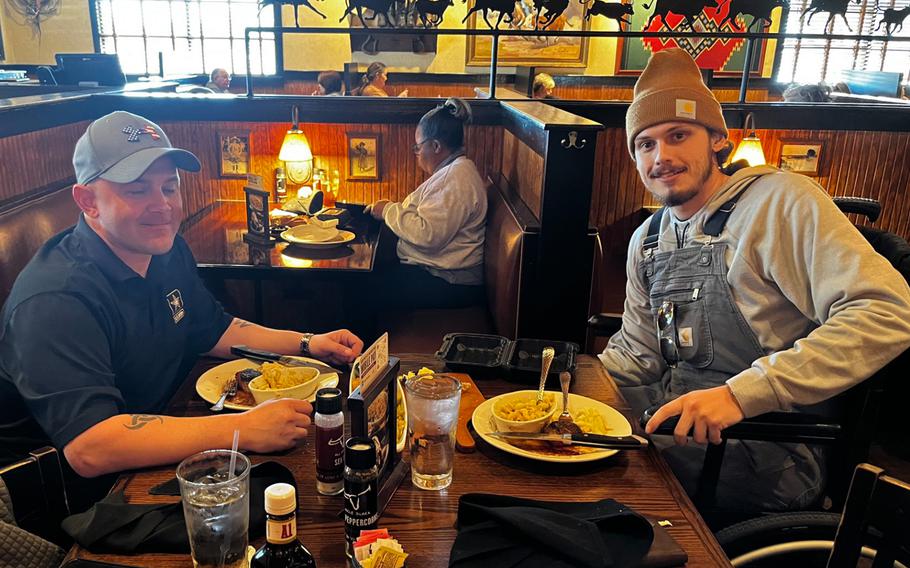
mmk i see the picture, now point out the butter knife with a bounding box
[230,345,339,376]
[487,431,648,450]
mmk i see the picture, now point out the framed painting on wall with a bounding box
[615,2,770,75]
[779,141,823,176]
[218,131,251,178]
[347,133,381,181]
[464,4,590,67]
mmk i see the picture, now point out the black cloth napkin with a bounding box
[449,493,654,568]
[62,460,295,554]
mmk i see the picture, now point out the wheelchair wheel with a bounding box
[716,512,841,567]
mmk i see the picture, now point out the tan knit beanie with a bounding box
[626,48,727,156]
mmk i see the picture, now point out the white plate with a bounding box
[281,224,339,243]
[472,390,633,463]
[197,358,340,411]
[281,227,355,247]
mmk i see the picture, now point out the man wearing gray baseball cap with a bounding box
[0,111,363,508]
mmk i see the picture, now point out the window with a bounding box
[776,0,910,85]
[92,0,279,77]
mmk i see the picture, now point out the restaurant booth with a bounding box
[1,12,910,568]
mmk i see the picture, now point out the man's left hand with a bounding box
[644,385,745,445]
[309,329,364,365]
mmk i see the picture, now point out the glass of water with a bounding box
[177,449,251,568]
[404,373,462,490]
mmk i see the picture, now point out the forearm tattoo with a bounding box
[123,414,164,430]
[234,319,255,328]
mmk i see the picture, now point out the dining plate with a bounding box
[281,227,355,247]
[471,390,633,463]
[196,358,340,411]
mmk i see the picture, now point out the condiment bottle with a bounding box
[315,388,344,495]
[343,437,379,559]
[250,483,317,568]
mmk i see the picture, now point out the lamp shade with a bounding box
[731,135,766,166]
[278,129,313,162]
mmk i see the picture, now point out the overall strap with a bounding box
[642,207,666,252]
[703,175,764,237]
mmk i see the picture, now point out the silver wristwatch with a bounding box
[299,333,314,357]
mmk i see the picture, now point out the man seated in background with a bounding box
[206,68,231,93]
[599,48,910,512]
[314,71,345,96]
[0,111,363,511]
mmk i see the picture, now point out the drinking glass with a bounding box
[177,449,251,568]
[404,374,462,490]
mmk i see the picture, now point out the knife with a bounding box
[230,345,340,376]
[487,431,648,450]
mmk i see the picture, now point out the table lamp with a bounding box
[278,105,314,184]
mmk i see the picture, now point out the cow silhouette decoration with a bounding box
[802,0,860,31]
[259,0,325,24]
[462,0,518,28]
[531,0,571,28]
[718,0,788,30]
[584,0,634,24]
[875,5,910,35]
[643,0,718,29]
[415,0,454,26]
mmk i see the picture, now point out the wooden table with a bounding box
[64,355,732,567]
[180,201,383,277]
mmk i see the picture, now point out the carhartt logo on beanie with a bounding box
[625,48,727,155]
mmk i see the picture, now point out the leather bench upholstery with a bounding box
[386,181,533,353]
[0,189,81,308]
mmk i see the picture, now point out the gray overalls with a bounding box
[625,176,824,512]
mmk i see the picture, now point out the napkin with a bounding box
[449,493,654,568]
[62,461,295,554]
[310,217,339,229]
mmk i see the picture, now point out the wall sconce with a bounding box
[730,112,766,167]
[278,105,313,185]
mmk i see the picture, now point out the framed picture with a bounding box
[616,2,769,75]
[347,133,381,181]
[465,6,589,67]
[218,131,251,178]
[780,141,823,176]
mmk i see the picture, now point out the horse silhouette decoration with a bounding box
[802,0,859,31]
[259,0,325,25]
[339,0,397,26]
[462,0,518,28]
[874,5,910,35]
[583,0,634,25]
[415,0,454,26]
[533,0,570,28]
[643,0,718,29]
[717,0,788,30]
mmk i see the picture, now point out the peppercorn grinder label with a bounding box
[344,478,378,550]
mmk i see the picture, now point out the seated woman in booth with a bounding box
[367,97,487,309]
[350,62,408,98]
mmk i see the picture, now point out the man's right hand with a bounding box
[237,398,313,453]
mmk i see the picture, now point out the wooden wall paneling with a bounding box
[552,86,773,102]
[500,129,544,218]
[254,81,478,99]
[0,121,88,206]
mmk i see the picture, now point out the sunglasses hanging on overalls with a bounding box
[657,300,680,368]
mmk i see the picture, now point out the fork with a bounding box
[211,378,237,412]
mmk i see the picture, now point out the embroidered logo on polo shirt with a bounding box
[122,125,161,143]
[166,289,185,324]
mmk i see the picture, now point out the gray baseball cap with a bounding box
[73,111,201,185]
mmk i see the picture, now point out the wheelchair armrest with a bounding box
[640,408,843,444]
[587,313,623,337]
[832,197,881,223]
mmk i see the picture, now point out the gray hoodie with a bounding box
[600,165,910,418]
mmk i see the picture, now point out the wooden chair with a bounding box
[828,463,910,567]
[0,446,71,546]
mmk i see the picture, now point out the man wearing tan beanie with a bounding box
[599,48,910,511]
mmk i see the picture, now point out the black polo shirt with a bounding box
[0,216,233,465]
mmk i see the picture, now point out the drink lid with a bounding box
[345,437,376,470]
[264,483,297,515]
[315,387,342,414]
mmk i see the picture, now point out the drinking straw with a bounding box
[228,429,240,480]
